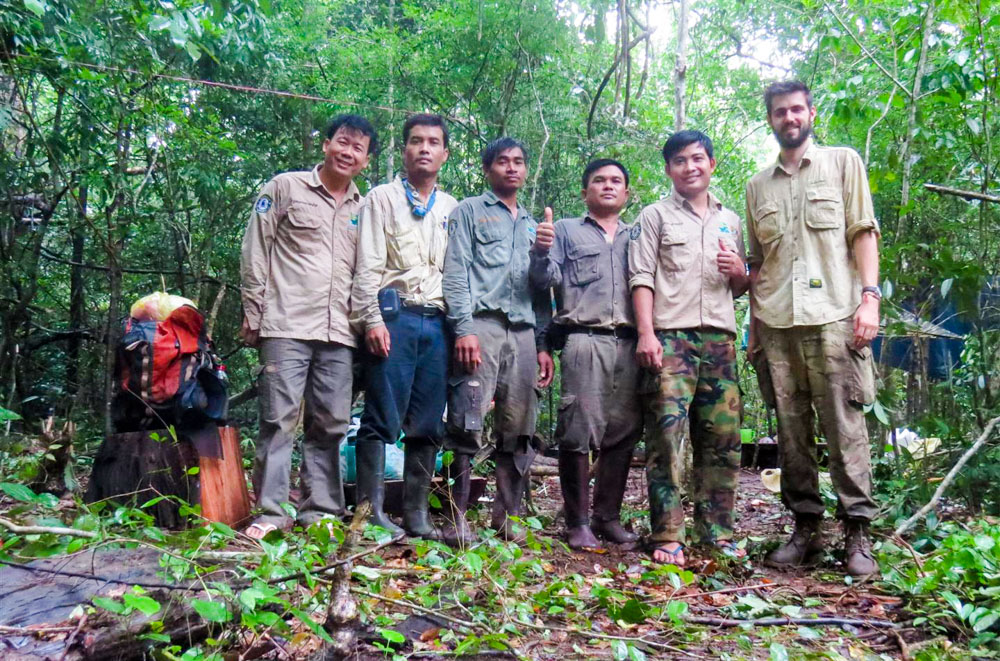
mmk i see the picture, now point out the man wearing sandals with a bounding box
[351,114,457,541]
[529,159,641,551]
[746,81,880,577]
[629,130,749,566]
[441,137,553,546]
[239,115,377,538]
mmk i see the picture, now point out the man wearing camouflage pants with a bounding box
[747,81,880,576]
[530,159,641,551]
[630,130,749,567]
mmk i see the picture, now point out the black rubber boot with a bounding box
[590,443,639,546]
[441,453,475,547]
[766,514,824,568]
[559,450,602,550]
[491,451,528,543]
[402,440,442,541]
[354,438,404,539]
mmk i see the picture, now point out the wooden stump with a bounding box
[85,427,250,529]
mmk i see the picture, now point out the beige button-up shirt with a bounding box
[628,190,746,334]
[240,164,361,348]
[745,142,880,329]
[351,177,458,332]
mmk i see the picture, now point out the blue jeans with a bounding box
[357,309,449,445]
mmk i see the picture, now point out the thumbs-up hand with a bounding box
[717,237,745,277]
[534,207,555,254]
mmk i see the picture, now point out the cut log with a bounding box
[85,426,250,529]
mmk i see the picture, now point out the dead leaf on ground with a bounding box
[419,627,441,642]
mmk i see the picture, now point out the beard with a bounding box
[774,120,813,149]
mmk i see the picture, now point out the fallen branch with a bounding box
[923,183,1000,204]
[0,517,97,538]
[262,535,398,586]
[895,416,1000,537]
[685,615,898,629]
[0,559,196,591]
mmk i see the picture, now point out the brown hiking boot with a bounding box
[844,519,878,577]
[766,514,824,568]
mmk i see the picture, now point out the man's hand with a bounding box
[455,335,482,374]
[537,351,554,388]
[636,331,662,371]
[534,207,555,254]
[853,294,880,348]
[717,238,745,278]
[239,316,260,348]
[365,325,391,357]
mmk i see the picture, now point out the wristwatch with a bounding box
[861,285,882,300]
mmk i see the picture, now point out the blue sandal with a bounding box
[714,539,747,559]
[651,542,686,567]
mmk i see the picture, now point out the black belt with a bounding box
[565,325,637,340]
[402,304,444,316]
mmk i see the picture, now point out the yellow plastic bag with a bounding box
[130,292,197,321]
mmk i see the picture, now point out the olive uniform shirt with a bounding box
[529,216,634,330]
[628,190,746,334]
[240,164,361,348]
[745,142,880,329]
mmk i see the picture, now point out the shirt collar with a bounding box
[308,164,361,202]
[772,140,817,176]
[483,189,522,216]
[582,214,627,235]
[669,188,722,215]
[398,175,437,204]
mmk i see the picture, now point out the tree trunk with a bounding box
[896,1,934,238]
[67,184,87,408]
[674,0,689,131]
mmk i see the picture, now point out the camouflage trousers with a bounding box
[759,319,877,520]
[643,330,741,545]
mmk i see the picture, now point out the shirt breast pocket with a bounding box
[659,225,690,272]
[474,221,511,267]
[284,204,325,253]
[387,223,423,270]
[805,186,844,230]
[754,201,783,245]
[567,243,601,286]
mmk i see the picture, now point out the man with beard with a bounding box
[240,114,376,539]
[351,114,458,540]
[630,131,749,567]
[746,81,881,576]
[530,159,641,551]
[441,137,553,545]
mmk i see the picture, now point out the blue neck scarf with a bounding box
[402,178,437,218]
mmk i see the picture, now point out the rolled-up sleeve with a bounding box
[627,210,659,291]
[240,179,281,330]
[351,190,390,332]
[443,203,476,337]
[842,149,880,244]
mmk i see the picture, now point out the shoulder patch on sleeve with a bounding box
[255,195,273,214]
[448,218,457,236]
[629,224,642,240]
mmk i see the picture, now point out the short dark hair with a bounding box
[582,158,629,189]
[662,130,714,163]
[403,114,449,148]
[481,137,528,169]
[326,114,378,154]
[764,80,813,115]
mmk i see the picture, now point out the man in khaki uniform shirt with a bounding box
[746,81,881,576]
[239,115,376,538]
[351,114,457,541]
[630,131,749,568]
[530,159,641,551]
